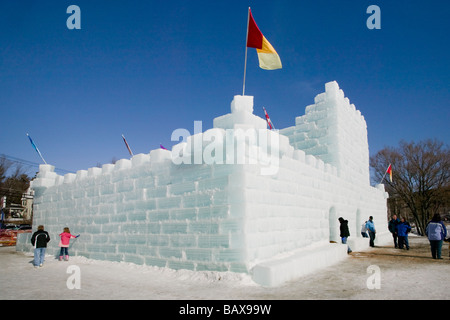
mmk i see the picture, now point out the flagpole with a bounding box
[242,7,250,96]
[380,172,387,184]
[380,163,391,184]
[122,134,134,156]
[26,133,47,164]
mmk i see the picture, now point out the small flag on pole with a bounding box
[380,163,393,184]
[246,8,282,70]
[122,134,134,156]
[26,133,47,164]
[263,107,275,130]
[386,164,393,182]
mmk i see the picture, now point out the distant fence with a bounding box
[0,229,31,247]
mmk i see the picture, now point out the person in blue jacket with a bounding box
[396,217,411,250]
[425,214,447,259]
[366,216,376,247]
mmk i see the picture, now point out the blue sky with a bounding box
[1,0,449,175]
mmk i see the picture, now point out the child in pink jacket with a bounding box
[59,227,79,261]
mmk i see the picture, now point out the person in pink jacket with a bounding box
[59,227,79,261]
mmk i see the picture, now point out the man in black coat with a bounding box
[31,225,50,267]
[338,217,352,253]
[388,214,400,248]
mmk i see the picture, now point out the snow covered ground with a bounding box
[0,235,448,301]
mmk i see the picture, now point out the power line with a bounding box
[0,154,74,175]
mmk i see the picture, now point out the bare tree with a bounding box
[0,156,13,185]
[0,157,31,207]
[370,139,450,235]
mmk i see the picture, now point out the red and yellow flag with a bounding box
[246,9,282,70]
[386,164,392,182]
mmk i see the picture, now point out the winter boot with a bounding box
[59,256,63,261]
[65,255,69,261]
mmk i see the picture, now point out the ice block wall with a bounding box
[280,81,370,186]
[18,81,390,286]
[27,157,255,272]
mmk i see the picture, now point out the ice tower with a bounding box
[280,81,370,186]
[17,81,390,287]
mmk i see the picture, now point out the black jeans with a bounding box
[392,232,398,248]
[398,236,409,249]
[429,240,443,259]
[368,231,376,247]
[59,247,69,256]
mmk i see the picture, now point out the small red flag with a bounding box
[263,107,274,130]
[386,164,392,182]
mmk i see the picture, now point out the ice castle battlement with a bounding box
[280,81,370,186]
[19,81,390,287]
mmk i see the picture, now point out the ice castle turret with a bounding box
[280,81,370,186]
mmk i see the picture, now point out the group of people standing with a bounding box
[339,216,377,253]
[30,226,79,268]
[388,215,412,250]
[338,213,448,259]
[388,213,448,259]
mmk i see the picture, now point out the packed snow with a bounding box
[2,235,448,300]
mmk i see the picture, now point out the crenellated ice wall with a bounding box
[280,81,370,186]
[17,81,390,286]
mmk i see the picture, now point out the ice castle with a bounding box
[17,81,390,286]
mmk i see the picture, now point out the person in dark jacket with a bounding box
[338,217,352,253]
[388,215,400,248]
[31,225,50,267]
[396,217,411,250]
